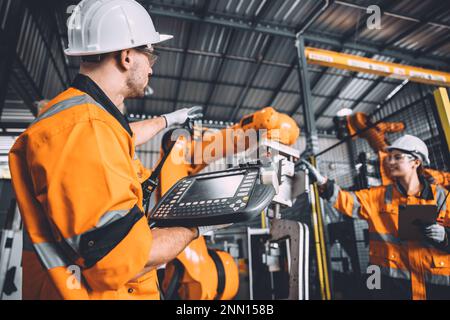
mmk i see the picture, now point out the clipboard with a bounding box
[398,205,438,241]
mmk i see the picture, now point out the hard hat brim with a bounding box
[64,34,173,56]
[385,146,403,152]
[385,146,416,156]
[385,146,429,165]
[156,34,173,43]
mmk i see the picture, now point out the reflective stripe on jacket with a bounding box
[9,85,158,300]
[324,179,450,300]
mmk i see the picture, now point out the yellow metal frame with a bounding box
[433,87,450,153]
[305,47,450,87]
[309,156,332,300]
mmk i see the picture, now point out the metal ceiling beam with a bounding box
[171,21,194,112]
[0,131,26,137]
[312,92,377,105]
[129,96,238,113]
[157,45,292,66]
[305,32,449,68]
[163,0,210,114]
[265,56,297,107]
[0,122,30,130]
[125,97,338,119]
[229,35,274,121]
[383,26,426,51]
[202,29,235,116]
[295,0,331,35]
[204,1,277,118]
[0,0,25,119]
[286,67,327,117]
[9,71,38,116]
[68,61,401,85]
[51,9,71,84]
[197,0,210,17]
[313,71,358,120]
[28,3,68,88]
[251,0,276,26]
[381,3,449,50]
[418,34,450,58]
[370,80,410,118]
[346,77,385,112]
[149,73,380,105]
[147,6,450,68]
[288,65,335,117]
[334,0,450,30]
[266,0,330,112]
[290,3,346,119]
[127,96,337,119]
[289,0,340,120]
[311,67,331,91]
[346,57,402,112]
[289,3,356,121]
[156,45,449,84]
[13,55,43,112]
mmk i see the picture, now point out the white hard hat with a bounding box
[65,0,172,56]
[385,134,430,165]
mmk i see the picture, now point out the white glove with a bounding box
[424,223,446,243]
[299,160,327,186]
[163,106,203,128]
[197,223,232,237]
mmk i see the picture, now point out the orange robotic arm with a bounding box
[189,106,300,175]
[347,112,404,152]
[156,107,300,300]
[158,107,300,195]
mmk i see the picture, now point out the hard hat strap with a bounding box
[81,54,106,63]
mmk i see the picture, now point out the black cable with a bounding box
[142,118,200,217]
[437,189,450,214]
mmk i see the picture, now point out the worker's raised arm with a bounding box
[300,160,377,220]
[319,179,380,221]
[130,116,166,146]
[130,106,203,146]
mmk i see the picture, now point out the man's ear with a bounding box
[117,50,132,71]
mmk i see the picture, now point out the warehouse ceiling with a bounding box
[1,0,449,135]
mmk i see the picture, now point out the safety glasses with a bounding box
[134,46,159,66]
[386,153,416,163]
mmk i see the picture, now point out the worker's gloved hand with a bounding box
[299,160,328,186]
[163,106,203,128]
[197,223,232,238]
[424,223,446,243]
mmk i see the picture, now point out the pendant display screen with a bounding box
[180,174,245,202]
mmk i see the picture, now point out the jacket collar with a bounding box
[395,175,434,200]
[71,74,133,136]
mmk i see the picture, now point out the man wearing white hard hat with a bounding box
[301,134,450,300]
[9,0,214,299]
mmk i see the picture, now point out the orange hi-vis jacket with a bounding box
[322,178,450,300]
[8,74,158,299]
